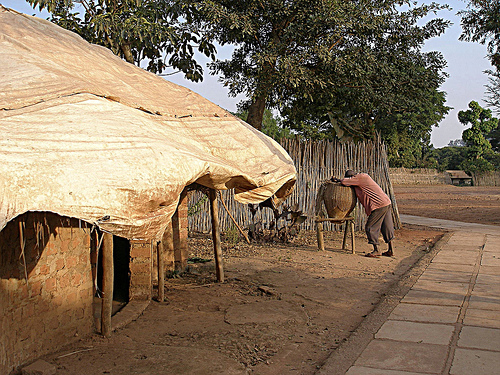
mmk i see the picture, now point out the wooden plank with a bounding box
[101,232,113,337]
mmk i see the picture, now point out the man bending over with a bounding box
[331,170,395,258]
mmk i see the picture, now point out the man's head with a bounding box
[344,170,357,178]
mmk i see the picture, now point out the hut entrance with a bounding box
[95,235,130,311]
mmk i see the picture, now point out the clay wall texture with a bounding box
[0,213,94,374]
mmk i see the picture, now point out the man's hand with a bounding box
[330,177,341,183]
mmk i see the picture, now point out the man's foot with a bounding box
[382,250,394,257]
[365,251,380,258]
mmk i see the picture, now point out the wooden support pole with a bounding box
[316,217,355,253]
[101,232,114,337]
[209,189,224,282]
[157,241,165,302]
[350,220,355,254]
[316,221,324,251]
[342,221,349,250]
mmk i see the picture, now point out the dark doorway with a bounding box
[95,234,130,304]
[113,236,130,303]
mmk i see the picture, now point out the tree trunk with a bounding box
[246,95,266,131]
[120,43,135,65]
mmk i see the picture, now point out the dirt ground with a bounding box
[394,184,500,226]
[38,184,500,375]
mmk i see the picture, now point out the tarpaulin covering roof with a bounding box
[0,6,296,240]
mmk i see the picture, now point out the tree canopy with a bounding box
[459,101,499,157]
[27,0,216,81]
[193,0,450,168]
[458,101,499,173]
[459,0,500,113]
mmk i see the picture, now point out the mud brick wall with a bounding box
[157,194,189,281]
[129,240,153,300]
[0,212,94,375]
[389,168,446,185]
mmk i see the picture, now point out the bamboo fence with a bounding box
[188,138,401,234]
[473,171,500,186]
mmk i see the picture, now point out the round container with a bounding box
[321,182,357,219]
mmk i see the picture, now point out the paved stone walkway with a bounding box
[341,215,500,375]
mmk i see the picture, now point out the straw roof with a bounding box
[0,6,296,240]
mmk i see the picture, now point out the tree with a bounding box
[460,0,500,70]
[458,101,499,173]
[487,122,500,152]
[459,1,500,113]
[27,0,216,81]
[195,0,450,135]
[459,101,499,157]
[235,109,292,142]
[431,146,469,172]
[447,139,465,147]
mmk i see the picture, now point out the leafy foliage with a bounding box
[235,109,293,142]
[459,101,499,158]
[457,101,499,174]
[27,0,216,81]
[460,0,500,69]
[459,0,500,113]
[193,0,450,169]
[430,146,469,172]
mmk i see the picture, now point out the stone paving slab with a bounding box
[481,253,500,267]
[354,340,448,374]
[375,320,454,345]
[475,273,500,285]
[402,289,466,307]
[450,348,500,375]
[468,294,500,311]
[418,269,472,283]
[425,263,475,274]
[471,283,500,298]
[431,252,477,265]
[410,279,469,295]
[483,235,500,251]
[463,308,500,329]
[458,326,500,351]
[388,303,460,324]
[478,265,500,275]
[440,245,482,252]
[346,366,429,375]
[446,232,487,244]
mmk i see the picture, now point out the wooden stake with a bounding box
[342,221,348,250]
[217,190,251,244]
[157,241,165,302]
[101,232,113,337]
[316,221,324,251]
[350,220,355,254]
[209,189,224,282]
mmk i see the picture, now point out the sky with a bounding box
[2,0,493,148]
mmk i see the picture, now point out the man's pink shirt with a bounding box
[340,173,391,216]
